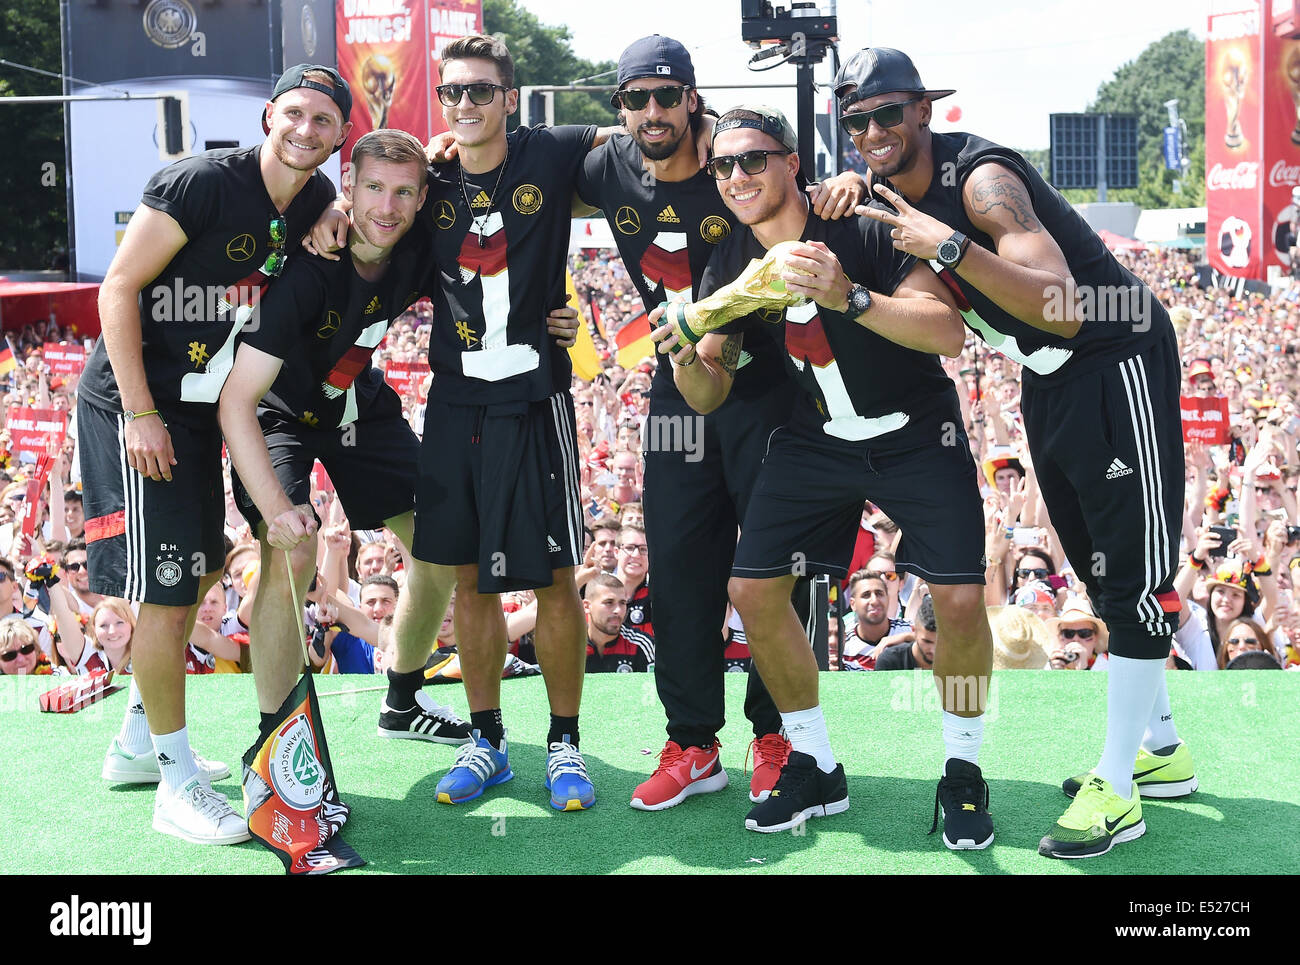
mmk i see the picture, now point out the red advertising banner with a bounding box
[384,360,428,401]
[1180,395,1232,444]
[337,0,431,188]
[42,342,85,376]
[1207,2,1265,278]
[428,1,484,74]
[1262,22,1300,275]
[5,406,67,456]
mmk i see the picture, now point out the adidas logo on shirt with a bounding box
[1106,458,1134,480]
[364,296,381,315]
[548,536,562,553]
[657,205,680,224]
[471,190,491,209]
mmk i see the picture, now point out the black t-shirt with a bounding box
[705,212,958,450]
[874,640,921,671]
[575,133,786,404]
[424,124,594,405]
[241,222,431,426]
[80,146,336,420]
[868,132,1171,386]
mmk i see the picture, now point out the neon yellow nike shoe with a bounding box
[1039,774,1145,859]
[1061,741,1198,799]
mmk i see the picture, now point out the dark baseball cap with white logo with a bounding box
[262,64,353,152]
[611,35,696,107]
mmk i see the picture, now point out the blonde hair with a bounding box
[89,598,136,668]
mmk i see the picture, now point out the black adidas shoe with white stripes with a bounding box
[377,690,473,745]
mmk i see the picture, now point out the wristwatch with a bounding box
[845,284,873,316]
[936,231,971,269]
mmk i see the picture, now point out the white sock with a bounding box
[1094,654,1164,798]
[151,726,199,793]
[1141,665,1180,751]
[942,711,984,769]
[116,679,151,754]
[780,706,836,773]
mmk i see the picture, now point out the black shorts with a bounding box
[232,390,420,533]
[77,397,224,606]
[412,392,583,593]
[733,419,986,584]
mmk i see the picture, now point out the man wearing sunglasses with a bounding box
[653,107,991,844]
[575,35,866,814]
[839,47,1188,859]
[79,65,351,847]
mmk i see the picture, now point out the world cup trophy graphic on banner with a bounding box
[1223,47,1249,149]
[1285,44,1300,146]
[362,53,396,129]
[663,240,813,345]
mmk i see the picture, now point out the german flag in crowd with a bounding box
[0,338,17,376]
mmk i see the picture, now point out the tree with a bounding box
[1058,30,1205,209]
[1,0,67,270]
[482,0,617,128]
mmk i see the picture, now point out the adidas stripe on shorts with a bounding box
[77,397,225,606]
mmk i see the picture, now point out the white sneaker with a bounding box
[153,776,251,845]
[102,737,231,784]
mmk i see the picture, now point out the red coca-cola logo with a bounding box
[1269,159,1300,187]
[1208,161,1261,191]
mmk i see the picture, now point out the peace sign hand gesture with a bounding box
[855,182,955,261]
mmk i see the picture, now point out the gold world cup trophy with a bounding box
[663,241,813,345]
[362,53,397,129]
[1286,46,1300,146]
[1222,49,1248,150]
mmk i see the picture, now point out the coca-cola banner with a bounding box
[1181,395,1232,444]
[1207,2,1265,277]
[1263,23,1300,273]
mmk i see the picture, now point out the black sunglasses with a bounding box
[0,643,36,662]
[705,149,790,181]
[1058,628,1096,641]
[261,217,287,278]
[1017,567,1049,580]
[63,561,86,572]
[615,85,692,111]
[839,97,921,136]
[436,82,509,107]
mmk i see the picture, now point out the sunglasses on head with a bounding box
[436,82,509,107]
[839,97,921,136]
[1017,567,1049,580]
[0,643,36,662]
[1058,627,1095,641]
[705,149,790,181]
[615,85,692,111]
[261,217,287,278]
[871,571,900,583]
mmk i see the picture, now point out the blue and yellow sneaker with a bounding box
[1062,741,1198,799]
[1039,774,1144,859]
[435,730,513,804]
[544,740,595,811]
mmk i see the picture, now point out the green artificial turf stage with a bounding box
[1,671,1296,875]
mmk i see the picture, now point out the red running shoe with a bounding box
[630,740,729,811]
[747,733,792,803]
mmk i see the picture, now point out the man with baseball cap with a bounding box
[82,65,349,845]
[575,36,866,812]
[840,46,1190,858]
[653,105,984,841]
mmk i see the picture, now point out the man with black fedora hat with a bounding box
[83,65,350,845]
[839,46,1191,859]
[576,35,866,812]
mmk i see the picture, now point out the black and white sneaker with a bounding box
[929,758,994,850]
[743,750,849,833]
[377,690,472,744]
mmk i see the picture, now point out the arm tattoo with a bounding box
[969,170,1041,233]
[719,334,742,377]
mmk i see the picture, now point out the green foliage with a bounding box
[1,0,67,270]
[1054,30,1206,208]
[482,0,617,129]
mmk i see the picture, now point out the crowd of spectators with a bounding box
[2,238,1297,685]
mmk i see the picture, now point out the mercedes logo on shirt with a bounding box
[226,233,257,261]
[615,206,642,234]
